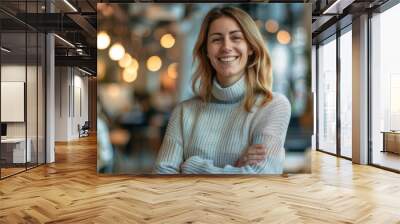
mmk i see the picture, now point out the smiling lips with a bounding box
[218,56,239,64]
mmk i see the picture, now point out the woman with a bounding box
[154,6,291,174]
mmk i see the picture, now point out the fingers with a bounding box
[246,159,264,166]
[247,154,266,160]
[250,144,266,150]
[252,144,265,148]
[239,154,266,167]
[248,148,266,155]
[247,145,267,155]
[247,161,262,166]
[236,145,268,167]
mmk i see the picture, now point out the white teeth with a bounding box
[218,56,237,63]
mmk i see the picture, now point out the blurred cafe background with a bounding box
[97,3,312,174]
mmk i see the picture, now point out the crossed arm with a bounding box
[153,97,291,174]
[154,134,285,174]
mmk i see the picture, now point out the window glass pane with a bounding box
[318,37,337,154]
[340,29,352,158]
[371,3,400,171]
[27,31,38,169]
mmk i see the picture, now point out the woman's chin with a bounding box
[217,70,241,78]
[220,73,243,81]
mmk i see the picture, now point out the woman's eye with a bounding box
[232,36,242,41]
[212,38,221,42]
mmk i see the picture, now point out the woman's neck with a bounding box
[215,73,244,87]
[211,75,246,103]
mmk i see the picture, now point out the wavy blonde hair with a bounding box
[192,6,273,112]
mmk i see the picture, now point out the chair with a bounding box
[79,121,90,138]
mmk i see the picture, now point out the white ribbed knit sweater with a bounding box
[154,76,291,174]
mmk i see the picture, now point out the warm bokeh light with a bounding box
[109,128,130,145]
[97,31,111,49]
[99,4,114,17]
[265,20,279,33]
[160,33,175,48]
[146,56,162,72]
[167,63,178,79]
[277,30,291,45]
[161,72,176,90]
[122,67,138,83]
[130,57,139,71]
[118,53,132,68]
[124,64,137,75]
[108,84,120,98]
[109,43,125,61]
[97,59,106,80]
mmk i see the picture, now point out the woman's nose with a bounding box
[221,38,233,52]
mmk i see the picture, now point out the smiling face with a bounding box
[207,16,253,87]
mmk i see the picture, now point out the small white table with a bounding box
[1,138,32,163]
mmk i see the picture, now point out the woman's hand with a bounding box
[236,144,267,167]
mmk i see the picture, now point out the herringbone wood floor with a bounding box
[1,135,400,224]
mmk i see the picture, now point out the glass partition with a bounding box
[0,1,46,179]
[1,30,28,177]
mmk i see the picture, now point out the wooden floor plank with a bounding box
[0,135,400,223]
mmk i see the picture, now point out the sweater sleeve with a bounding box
[181,156,262,174]
[181,94,291,174]
[153,105,184,174]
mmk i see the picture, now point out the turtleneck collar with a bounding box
[211,75,246,103]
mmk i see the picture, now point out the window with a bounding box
[371,3,400,171]
[339,29,352,158]
[317,37,337,154]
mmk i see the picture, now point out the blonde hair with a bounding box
[192,6,273,112]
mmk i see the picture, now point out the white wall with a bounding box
[1,65,38,138]
[1,65,25,133]
[55,67,89,141]
[55,67,68,141]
